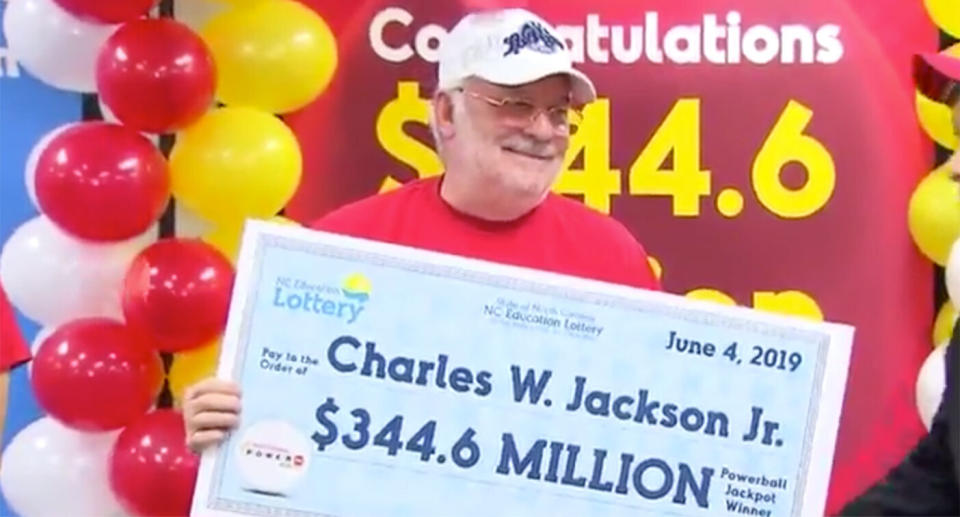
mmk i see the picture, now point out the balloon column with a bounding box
[0,0,337,515]
[909,2,960,431]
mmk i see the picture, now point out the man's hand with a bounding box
[182,378,241,454]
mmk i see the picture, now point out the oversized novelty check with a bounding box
[191,220,854,517]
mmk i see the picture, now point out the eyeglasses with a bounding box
[455,88,583,132]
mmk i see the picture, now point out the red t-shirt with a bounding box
[0,279,30,372]
[310,177,660,291]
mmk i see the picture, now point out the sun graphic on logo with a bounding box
[341,273,372,302]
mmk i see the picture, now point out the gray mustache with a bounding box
[501,136,558,159]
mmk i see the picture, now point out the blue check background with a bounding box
[205,236,824,517]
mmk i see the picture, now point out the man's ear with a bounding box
[433,92,457,140]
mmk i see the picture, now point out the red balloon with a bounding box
[53,0,156,24]
[30,318,163,431]
[34,122,170,241]
[123,239,234,352]
[109,410,199,517]
[97,19,216,133]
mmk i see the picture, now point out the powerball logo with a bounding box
[272,273,371,324]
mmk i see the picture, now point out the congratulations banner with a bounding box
[192,221,854,517]
[276,1,937,512]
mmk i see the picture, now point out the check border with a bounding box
[192,221,847,517]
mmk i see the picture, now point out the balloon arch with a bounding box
[0,0,336,515]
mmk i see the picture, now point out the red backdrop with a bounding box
[282,1,939,513]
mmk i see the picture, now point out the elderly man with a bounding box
[839,52,960,516]
[183,9,660,452]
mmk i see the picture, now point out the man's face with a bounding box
[446,75,574,206]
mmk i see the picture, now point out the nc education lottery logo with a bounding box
[272,272,371,324]
[483,297,604,340]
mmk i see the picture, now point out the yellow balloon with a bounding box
[916,89,959,150]
[916,43,960,150]
[170,107,302,225]
[685,289,736,306]
[908,163,960,265]
[203,216,300,263]
[647,256,663,281]
[269,215,300,226]
[169,339,222,407]
[203,224,244,264]
[202,0,338,113]
[933,300,957,347]
[925,0,960,38]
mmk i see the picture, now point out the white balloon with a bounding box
[947,239,960,310]
[0,215,156,326]
[2,0,119,92]
[174,0,228,34]
[98,97,120,124]
[24,123,78,209]
[98,99,162,142]
[0,417,122,517]
[175,202,213,238]
[25,326,55,378]
[916,344,947,430]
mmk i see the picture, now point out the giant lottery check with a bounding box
[190,221,854,517]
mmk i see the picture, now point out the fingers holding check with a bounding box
[183,378,242,454]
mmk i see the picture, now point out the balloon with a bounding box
[174,203,215,239]
[203,216,300,264]
[31,318,163,431]
[202,225,244,265]
[0,417,123,517]
[97,18,216,133]
[122,239,235,352]
[109,410,199,517]
[916,90,959,151]
[53,0,156,24]
[26,326,55,378]
[916,344,947,430]
[908,164,960,265]
[2,0,120,92]
[0,216,157,326]
[201,0,338,113]
[925,0,960,39]
[98,99,163,150]
[171,0,229,34]
[947,239,960,309]
[24,123,78,210]
[169,339,221,406]
[35,122,171,242]
[933,301,957,348]
[169,107,303,225]
[914,43,960,150]
[647,256,663,281]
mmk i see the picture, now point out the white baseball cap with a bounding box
[438,8,597,106]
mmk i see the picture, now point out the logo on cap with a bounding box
[503,21,563,57]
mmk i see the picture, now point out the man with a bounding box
[1,279,31,451]
[839,52,960,515]
[182,9,660,452]
[0,279,30,372]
